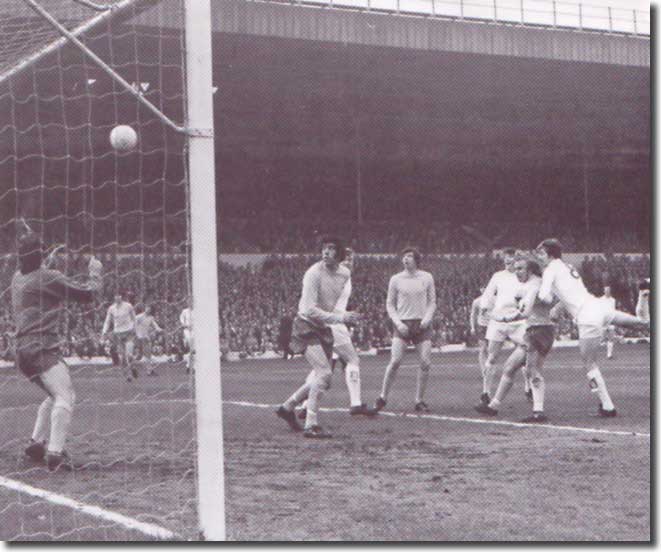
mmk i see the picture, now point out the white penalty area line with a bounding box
[0,476,178,540]
[225,400,651,439]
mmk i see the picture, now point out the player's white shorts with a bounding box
[576,297,616,340]
[485,320,526,345]
[183,329,195,351]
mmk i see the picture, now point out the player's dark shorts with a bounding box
[135,337,152,358]
[525,325,555,357]
[15,347,62,381]
[289,316,334,360]
[393,319,432,345]
[475,324,488,342]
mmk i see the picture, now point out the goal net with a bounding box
[0,0,222,540]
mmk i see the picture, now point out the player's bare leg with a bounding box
[40,361,76,471]
[580,336,616,416]
[482,340,504,403]
[478,337,488,388]
[611,310,650,332]
[302,344,333,438]
[414,340,432,412]
[126,339,137,379]
[476,346,525,415]
[375,337,406,411]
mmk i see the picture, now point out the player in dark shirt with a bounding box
[11,234,102,471]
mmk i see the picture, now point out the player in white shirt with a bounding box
[479,248,530,406]
[636,279,650,323]
[601,286,617,359]
[180,299,194,374]
[298,248,375,417]
[102,293,136,381]
[535,239,649,417]
[374,247,436,413]
[134,304,163,376]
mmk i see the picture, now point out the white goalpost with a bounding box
[0,0,225,540]
[184,0,226,541]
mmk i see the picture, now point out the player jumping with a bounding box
[475,257,556,422]
[275,236,361,438]
[102,292,136,381]
[374,247,436,413]
[12,234,103,471]
[479,248,530,406]
[535,239,649,417]
[134,304,163,376]
[298,248,375,418]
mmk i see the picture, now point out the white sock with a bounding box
[284,383,311,411]
[31,397,53,443]
[531,377,545,412]
[381,364,399,401]
[606,342,614,358]
[305,384,324,429]
[587,367,614,411]
[415,366,430,404]
[483,360,495,395]
[48,406,72,454]
[523,373,531,393]
[345,364,362,407]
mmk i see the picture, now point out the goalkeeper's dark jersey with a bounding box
[11,268,96,355]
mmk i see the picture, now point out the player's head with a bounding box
[502,247,517,271]
[17,233,44,274]
[535,238,562,264]
[639,278,650,292]
[144,304,152,315]
[320,235,346,265]
[114,292,123,305]
[401,246,421,270]
[526,259,542,278]
[603,285,612,297]
[513,256,530,282]
[341,247,355,270]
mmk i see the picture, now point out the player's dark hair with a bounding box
[502,247,517,257]
[639,279,650,291]
[526,259,543,277]
[401,246,422,267]
[17,233,43,274]
[538,238,563,259]
[319,235,346,262]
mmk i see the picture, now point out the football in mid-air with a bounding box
[110,125,138,151]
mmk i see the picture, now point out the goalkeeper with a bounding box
[11,234,102,472]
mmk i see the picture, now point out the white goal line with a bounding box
[0,475,178,540]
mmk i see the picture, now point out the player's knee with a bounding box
[317,371,332,391]
[54,388,75,413]
[530,374,544,388]
[419,361,431,373]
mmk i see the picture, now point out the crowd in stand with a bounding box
[0,248,649,361]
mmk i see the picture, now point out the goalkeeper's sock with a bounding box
[606,341,614,358]
[345,364,362,407]
[587,367,615,411]
[31,397,53,443]
[48,406,72,454]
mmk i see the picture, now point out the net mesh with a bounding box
[0,0,200,540]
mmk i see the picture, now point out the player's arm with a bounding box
[48,256,103,303]
[152,318,163,334]
[509,280,539,321]
[102,306,113,337]
[537,264,556,304]
[386,276,408,334]
[470,300,479,333]
[549,301,566,322]
[479,274,497,313]
[421,274,436,329]
[299,268,346,326]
